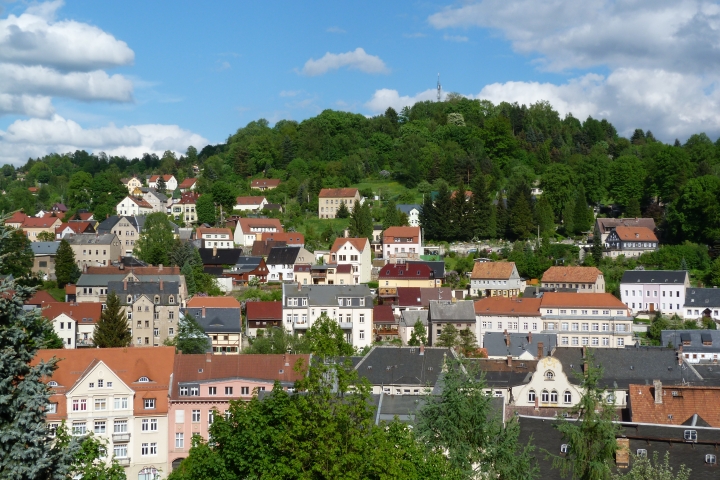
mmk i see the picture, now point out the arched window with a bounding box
[545,370,555,380]
[137,376,150,383]
[169,296,174,304]
[560,444,569,454]
[550,390,558,403]
[127,295,132,303]
[564,391,572,404]
[154,296,160,304]
[48,381,58,387]
[528,390,536,402]
[541,390,549,402]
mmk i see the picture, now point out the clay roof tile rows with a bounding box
[614,226,658,242]
[474,296,542,316]
[318,188,359,198]
[330,237,369,253]
[470,261,516,280]
[539,292,628,309]
[541,266,603,284]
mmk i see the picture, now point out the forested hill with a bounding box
[3,97,720,246]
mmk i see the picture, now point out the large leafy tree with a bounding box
[67,171,93,210]
[0,228,33,279]
[55,239,81,288]
[172,313,209,354]
[305,313,355,357]
[93,291,131,348]
[245,326,311,355]
[211,181,236,213]
[612,451,690,480]
[195,193,216,225]
[408,320,428,346]
[133,212,174,265]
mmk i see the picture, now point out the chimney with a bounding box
[653,380,662,404]
[123,279,127,291]
[507,355,512,367]
[202,306,206,318]
[119,263,124,270]
[678,345,683,365]
[615,438,630,468]
[528,331,532,344]
[159,264,163,272]
[537,342,544,359]
[504,329,510,346]
[82,263,88,273]
[419,344,425,355]
[160,279,164,291]
[205,352,212,363]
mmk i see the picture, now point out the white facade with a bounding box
[148,175,177,192]
[117,196,152,217]
[476,313,542,346]
[234,197,268,212]
[621,284,686,316]
[233,220,282,247]
[53,312,76,348]
[197,230,234,249]
[543,307,633,348]
[267,247,313,282]
[327,239,372,284]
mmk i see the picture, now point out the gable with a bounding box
[67,360,133,397]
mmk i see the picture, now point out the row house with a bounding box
[55,221,95,239]
[185,296,242,354]
[66,233,122,268]
[318,188,361,218]
[474,296,543,346]
[173,193,200,224]
[541,266,605,293]
[75,265,187,306]
[117,196,153,217]
[234,196,268,212]
[379,263,436,288]
[266,246,314,282]
[148,175,178,192]
[250,178,281,191]
[661,330,720,363]
[327,237,371,283]
[682,287,720,322]
[620,270,689,315]
[177,178,197,192]
[604,226,658,258]
[282,283,373,349]
[31,241,59,280]
[167,353,308,471]
[226,256,268,285]
[35,347,175,479]
[398,310,428,344]
[40,301,102,348]
[382,226,421,263]
[396,204,421,227]
[195,227,234,249]
[233,218,283,247]
[293,263,354,286]
[595,217,656,243]
[245,301,283,337]
[21,216,62,241]
[120,176,143,193]
[470,261,524,297]
[372,304,399,342]
[111,279,181,348]
[428,300,476,346]
[96,216,144,257]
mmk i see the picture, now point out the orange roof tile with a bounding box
[238,217,283,233]
[474,296,542,316]
[65,284,77,294]
[5,211,28,225]
[178,178,197,188]
[379,263,434,279]
[128,196,153,209]
[40,302,102,324]
[374,304,396,323]
[470,261,516,280]
[149,174,174,182]
[245,301,282,320]
[614,226,658,242]
[235,196,267,206]
[25,290,58,306]
[330,237,369,253]
[382,226,420,241]
[540,292,628,309]
[541,266,603,284]
[85,265,181,275]
[196,227,232,237]
[261,232,305,244]
[177,192,200,205]
[629,384,720,427]
[187,296,241,308]
[21,217,61,228]
[251,179,281,188]
[318,188,359,198]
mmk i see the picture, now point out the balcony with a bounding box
[387,252,419,260]
[112,433,131,442]
[339,322,353,329]
[294,322,308,330]
[76,339,94,347]
[116,457,131,467]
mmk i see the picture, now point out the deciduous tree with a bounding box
[436,324,459,348]
[133,212,174,265]
[408,319,428,346]
[0,228,34,279]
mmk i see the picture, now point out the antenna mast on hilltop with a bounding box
[437,73,442,102]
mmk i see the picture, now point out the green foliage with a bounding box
[408,320,428,346]
[535,195,555,237]
[62,430,127,480]
[42,322,65,349]
[195,194,216,225]
[436,323,459,348]
[36,230,55,241]
[336,201,350,219]
[458,328,478,355]
[245,327,311,355]
[637,243,710,271]
[173,313,209,354]
[133,212,175,265]
[55,239,80,288]
[572,184,594,234]
[93,291,131,348]
[181,262,197,296]
[156,176,167,195]
[592,225,604,265]
[348,199,372,239]
[0,228,34,279]
[211,181,236,213]
[304,313,355,357]
[612,451,689,480]
[236,288,283,302]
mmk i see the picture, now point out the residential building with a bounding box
[251,239,287,257]
[474,296,543,346]
[195,227,234,249]
[352,346,458,395]
[110,279,181,347]
[55,221,95,239]
[468,357,540,404]
[233,218,283,247]
[250,178,281,191]
[167,353,309,471]
[540,293,633,348]
[197,248,244,276]
[541,266,605,293]
[226,256,268,285]
[31,241,59,280]
[629,382,720,427]
[595,217,656,243]
[75,265,187,305]
[40,301,102,348]
[327,237,372,283]
[371,224,383,256]
[379,263,437,288]
[116,196,153,217]
[318,188,361,218]
[604,226,659,258]
[428,300,476,346]
[407,260,446,284]
[245,301,283,336]
[382,226,421,263]
[396,204,421,227]
[373,304,399,342]
[398,310,428,345]
[259,232,305,247]
[620,269,689,315]
[96,216,145,257]
[34,347,175,479]
[293,264,354,286]
[121,176,143,193]
[234,196,268,212]
[21,216,62,241]
[177,178,197,192]
[662,330,720,363]
[140,189,170,214]
[6,211,28,229]
[66,234,122,268]
[185,297,242,354]
[52,203,68,213]
[282,283,373,349]
[683,288,720,321]
[172,193,200,224]
[482,332,556,359]
[469,261,524,297]
[148,175,177,192]
[266,246,314,282]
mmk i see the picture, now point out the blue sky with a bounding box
[1,0,719,164]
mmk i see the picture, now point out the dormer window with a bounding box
[169,296,174,304]
[560,444,569,454]
[48,381,58,387]
[137,376,150,383]
[127,295,132,303]
[636,449,647,458]
[684,430,697,442]
[154,296,160,304]
[706,454,717,465]
[545,371,555,380]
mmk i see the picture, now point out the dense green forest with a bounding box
[4,97,720,247]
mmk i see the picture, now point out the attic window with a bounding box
[137,376,150,383]
[636,449,647,458]
[706,454,717,465]
[48,381,58,387]
[545,371,555,380]
[684,430,697,442]
[560,444,569,454]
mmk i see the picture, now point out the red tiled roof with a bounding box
[196,227,232,237]
[55,221,93,235]
[41,302,102,324]
[238,218,283,233]
[5,211,28,225]
[75,212,93,221]
[28,187,38,193]
[629,384,720,427]
[177,192,200,205]
[373,304,395,323]
[336,264,352,274]
[318,188,359,198]
[235,196,266,206]
[382,226,420,241]
[294,264,311,273]
[251,240,287,256]
[540,292,628,309]
[251,179,281,188]
[450,190,473,199]
[21,217,61,228]
[470,261,516,280]
[65,284,77,294]
[187,296,241,308]
[542,266,603,284]
[85,265,181,275]
[614,226,658,242]
[474,296,542,316]
[419,287,453,306]
[149,175,174,182]
[379,263,434,280]
[397,287,423,306]
[330,237,369,253]
[42,211,65,220]
[178,178,197,189]
[25,290,58,306]
[245,301,282,321]
[261,232,304,244]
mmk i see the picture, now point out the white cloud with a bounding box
[326,26,346,34]
[279,90,301,97]
[443,34,468,42]
[0,115,208,165]
[300,48,389,76]
[0,94,54,117]
[365,88,441,114]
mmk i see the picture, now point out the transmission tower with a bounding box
[437,73,442,102]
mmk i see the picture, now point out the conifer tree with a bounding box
[182,261,197,296]
[508,193,534,240]
[562,198,575,236]
[433,182,453,241]
[436,324,459,348]
[452,184,473,241]
[93,291,131,348]
[625,197,641,218]
[496,197,509,240]
[592,225,604,265]
[156,176,167,195]
[382,199,401,229]
[534,195,555,237]
[55,239,81,288]
[420,192,438,241]
[472,173,492,239]
[336,201,350,219]
[572,184,594,234]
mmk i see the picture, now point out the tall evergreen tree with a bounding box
[433,182,453,241]
[572,184,594,234]
[625,197,641,218]
[420,192,438,241]
[348,199,372,240]
[382,199,402,230]
[336,201,350,219]
[93,291,131,348]
[496,197,509,240]
[472,173,492,239]
[452,184,473,241]
[156,176,167,195]
[534,195,555,237]
[507,183,535,240]
[181,261,197,296]
[562,198,575,236]
[55,239,81,288]
[436,324,460,348]
[174,313,208,354]
[592,225,604,265]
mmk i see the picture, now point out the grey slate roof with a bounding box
[353,346,456,387]
[684,288,720,308]
[77,273,183,287]
[552,346,709,389]
[466,358,537,388]
[400,310,428,327]
[96,216,144,235]
[662,330,720,353]
[407,260,445,279]
[185,307,241,334]
[198,248,244,266]
[396,204,421,215]
[108,280,179,303]
[66,233,118,245]
[483,332,557,358]
[621,269,688,284]
[31,242,59,256]
[266,246,301,266]
[428,300,475,322]
[283,284,372,307]
[233,256,263,273]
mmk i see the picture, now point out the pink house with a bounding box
[167,353,310,472]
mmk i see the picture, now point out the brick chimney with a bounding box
[213,245,217,257]
[159,279,163,291]
[158,263,163,272]
[202,306,206,318]
[507,355,512,367]
[615,438,630,468]
[678,345,683,365]
[419,344,425,355]
[653,380,662,404]
[528,331,532,344]
[504,329,510,346]
[123,279,127,291]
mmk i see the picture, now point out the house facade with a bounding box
[234,196,268,212]
[66,233,122,268]
[140,189,170,214]
[382,226,422,263]
[195,227,234,249]
[245,301,283,336]
[604,226,659,258]
[327,237,372,283]
[96,216,144,257]
[173,193,200,224]
[293,264,354,286]
[266,246,314,283]
[148,175,177,192]
[474,296,543,346]
[620,270,689,315]
[40,301,102,348]
[177,178,197,192]
[541,266,605,293]
[396,204,421,227]
[233,218,283,247]
[31,241,59,280]
[250,179,281,191]
[379,263,437,288]
[185,297,242,354]
[121,176,143,193]
[683,288,720,322]
[21,216,62,241]
[117,196,153,217]
[470,261,524,297]
[595,217,656,243]
[318,188,361,218]
[428,300,477,346]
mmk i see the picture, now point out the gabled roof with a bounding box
[261,232,305,244]
[266,246,302,265]
[330,237,369,253]
[420,287,453,306]
[251,179,281,188]
[474,296,542,316]
[396,287,422,307]
[613,226,658,242]
[483,332,556,358]
[540,292,628,309]
[662,330,720,352]
[234,256,264,269]
[65,233,118,246]
[85,265,180,275]
[149,174,174,182]
[379,263,434,280]
[407,261,445,279]
[467,358,538,387]
[187,296,241,308]
[178,178,197,189]
[31,242,59,256]
[25,290,58,306]
[245,301,282,321]
[400,309,428,327]
[238,217,283,233]
[429,300,476,322]
[630,384,720,427]
[55,221,94,235]
[354,346,456,387]
[470,261,516,280]
[382,226,420,241]
[21,217,61,228]
[5,211,28,225]
[95,216,142,234]
[196,227,233,237]
[621,269,688,284]
[185,306,241,333]
[177,192,200,205]
[282,283,372,305]
[235,196,267,206]
[198,248,244,266]
[336,264,352,274]
[596,217,656,232]
[52,203,68,212]
[318,188,359,198]
[125,196,153,209]
[40,301,102,324]
[251,240,287,256]
[685,288,720,308]
[396,204,421,215]
[373,304,396,323]
[541,266,603,284]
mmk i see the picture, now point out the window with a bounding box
[706,454,716,465]
[636,449,647,457]
[46,403,57,414]
[94,398,106,410]
[528,390,536,402]
[359,314,365,323]
[545,371,555,379]
[113,420,127,433]
[561,336,569,345]
[564,391,572,403]
[192,410,201,422]
[113,444,127,458]
[144,398,155,409]
[617,338,625,347]
[550,391,558,403]
[141,418,157,432]
[684,430,697,442]
[208,387,217,396]
[560,444,569,454]
[241,387,250,395]
[225,386,233,395]
[48,381,58,387]
[606,393,615,404]
[190,387,199,396]
[141,442,157,456]
[175,432,184,448]
[72,422,86,436]
[572,337,579,346]
[561,322,569,331]
[138,376,150,383]
[94,421,106,434]
[89,382,94,388]
[72,399,87,411]
[541,390,549,402]
[359,330,365,340]
[208,411,214,425]
[114,397,128,409]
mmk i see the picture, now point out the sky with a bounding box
[1,0,720,165]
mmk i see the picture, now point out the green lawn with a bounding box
[353,180,423,203]
[45,288,65,302]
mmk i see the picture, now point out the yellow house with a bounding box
[121,176,143,193]
[378,263,436,288]
[318,188,361,218]
[21,217,62,241]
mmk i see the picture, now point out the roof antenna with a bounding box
[437,73,442,102]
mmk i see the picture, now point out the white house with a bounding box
[474,296,543,346]
[233,218,283,247]
[234,196,268,212]
[266,246,314,283]
[326,237,372,284]
[396,204,421,227]
[117,196,153,217]
[195,227,234,249]
[470,261,524,297]
[620,270,689,315]
[683,288,720,321]
[148,175,177,192]
[382,226,422,263]
[282,283,373,349]
[39,302,102,349]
